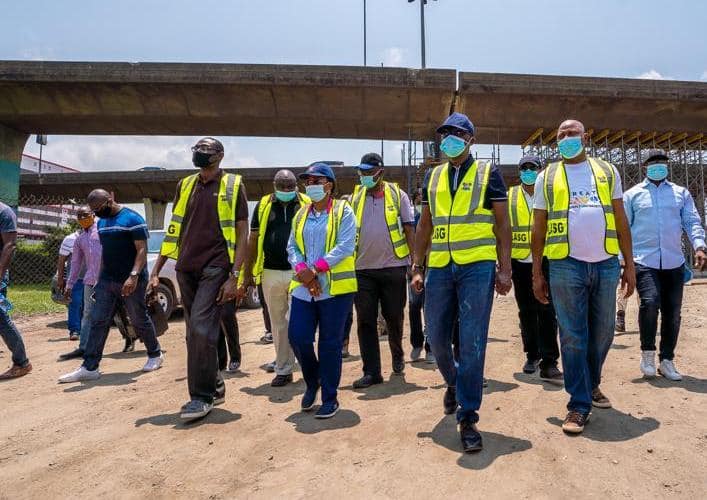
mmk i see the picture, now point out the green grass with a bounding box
[6,284,65,317]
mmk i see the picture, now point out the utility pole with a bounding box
[363,0,367,66]
[408,0,436,68]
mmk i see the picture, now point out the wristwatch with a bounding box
[129,271,138,278]
[229,270,240,280]
[411,264,426,273]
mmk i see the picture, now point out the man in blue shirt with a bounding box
[624,149,706,381]
[59,189,164,383]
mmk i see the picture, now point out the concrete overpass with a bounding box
[2,60,706,205]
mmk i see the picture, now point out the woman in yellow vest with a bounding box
[287,163,357,419]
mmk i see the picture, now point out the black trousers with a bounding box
[511,259,560,368]
[636,264,684,361]
[217,300,241,371]
[258,283,272,333]
[354,266,407,377]
[177,266,228,404]
[409,281,429,351]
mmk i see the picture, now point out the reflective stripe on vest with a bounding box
[351,181,410,259]
[252,192,311,284]
[160,172,242,263]
[508,184,533,260]
[543,157,619,260]
[289,199,357,295]
[428,160,497,268]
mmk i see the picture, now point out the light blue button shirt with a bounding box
[623,179,706,270]
[287,201,357,302]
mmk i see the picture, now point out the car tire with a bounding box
[155,283,176,318]
[241,285,261,309]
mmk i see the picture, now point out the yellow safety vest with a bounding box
[252,192,311,284]
[427,160,497,268]
[289,199,358,295]
[351,181,409,259]
[508,184,533,260]
[161,172,242,263]
[542,157,619,259]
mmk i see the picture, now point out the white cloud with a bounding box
[700,70,707,81]
[381,47,406,67]
[22,136,261,172]
[635,69,673,80]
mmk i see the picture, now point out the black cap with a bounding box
[519,154,542,169]
[357,152,384,171]
[642,148,669,164]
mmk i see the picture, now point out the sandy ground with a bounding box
[1,282,706,500]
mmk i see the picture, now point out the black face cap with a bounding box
[359,152,384,169]
[642,148,669,164]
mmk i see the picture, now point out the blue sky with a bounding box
[3,0,706,172]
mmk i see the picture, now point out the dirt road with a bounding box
[1,283,706,499]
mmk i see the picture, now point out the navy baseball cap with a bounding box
[642,148,669,164]
[519,155,543,169]
[299,162,336,181]
[436,112,475,135]
[357,152,384,171]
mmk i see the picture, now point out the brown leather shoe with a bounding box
[0,362,33,380]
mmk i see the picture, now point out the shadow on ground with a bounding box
[417,415,532,469]
[631,375,706,394]
[546,407,660,442]
[240,379,305,403]
[484,379,520,395]
[135,408,241,429]
[285,409,361,434]
[61,370,144,392]
[344,374,427,401]
[512,372,563,391]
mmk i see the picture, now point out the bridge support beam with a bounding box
[0,125,29,208]
[143,198,167,230]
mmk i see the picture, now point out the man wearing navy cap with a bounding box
[350,153,416,388]
[508,155,561,381]
[411,112,512,452]
[623,148,706,381]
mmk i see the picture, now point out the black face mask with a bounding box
[94,206,112,218]
[192,151,213,168]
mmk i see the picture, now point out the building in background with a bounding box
[18,154,79,241]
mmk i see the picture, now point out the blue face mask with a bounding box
[305,184,327,202]
[646,163,668,182]
[275,190,297,202]
[520,169,538,185]
[360,174,378,189]
[557,136,584,159]
[440,135,468,158]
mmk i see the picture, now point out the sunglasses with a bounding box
[441,129,468,139]
[191,145,222,154]
[519,164,541,171]
[303,177,330,186]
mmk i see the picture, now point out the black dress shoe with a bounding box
[271,373,293,387]
[443,386,457,415]
[392,357,405,374]
[352,374,384,389]
[523,358,540,374]
[58,348,84,361]
[122,337,135,353]
[460,420,483,452]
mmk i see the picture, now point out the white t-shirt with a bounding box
[59,231,79,257]
[534,160,623,263]
[519,187,534,264]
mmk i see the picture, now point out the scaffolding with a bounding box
[521,128,707,225]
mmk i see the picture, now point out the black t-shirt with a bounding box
[174,170,249,273]
[250,196,303,271]
[421,157,508,209]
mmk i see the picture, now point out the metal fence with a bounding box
[11,194,81,286]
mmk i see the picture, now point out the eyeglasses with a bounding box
[519,164,541,171]
[91,199,110,214]
[191,145,222,154]
[303,177,329,186]
[441,129,468,139]
[76,213,93,220]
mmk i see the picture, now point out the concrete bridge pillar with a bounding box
[0,125,29,208]
[143,198,167,230]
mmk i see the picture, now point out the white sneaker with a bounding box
[658,359,682,381]
[264,361,276,373]
[410,347,423,362]
[58,366,100,383]
[640,350,656,378]
[142,353,164,372]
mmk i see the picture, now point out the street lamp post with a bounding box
[363,0,367,66]
[408,0,436,69]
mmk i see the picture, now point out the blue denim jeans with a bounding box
[549,256,620,415]
[82,273,161,371]
[425,260,496,424]
[67,278,84,333]
[289,293,355,406]
[78,283,95,351]
[0,306,28,367]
